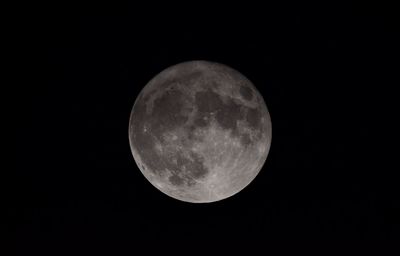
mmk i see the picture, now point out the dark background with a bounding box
[11,2,398,252]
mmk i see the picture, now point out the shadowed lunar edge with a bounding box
[129,61,272,203]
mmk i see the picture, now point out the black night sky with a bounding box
[11,2,398,253]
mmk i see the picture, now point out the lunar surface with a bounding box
[129,61,271,203]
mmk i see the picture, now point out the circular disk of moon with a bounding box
[129,60,272,203]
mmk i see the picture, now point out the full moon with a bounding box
[129,61,272,203]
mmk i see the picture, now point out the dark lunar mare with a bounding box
[193,88,261,147]
[239,85,253,101]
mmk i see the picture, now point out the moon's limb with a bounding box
[129,60,271,203]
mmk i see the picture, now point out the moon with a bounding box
[129,61,272,203]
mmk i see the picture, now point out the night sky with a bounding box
[11,3,398,253]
